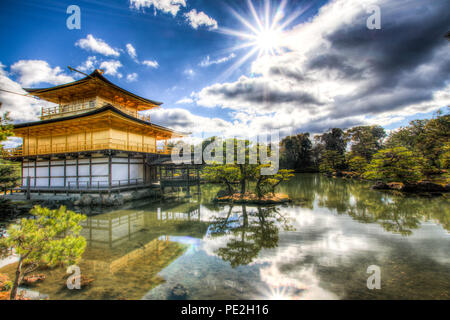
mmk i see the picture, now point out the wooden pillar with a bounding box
[144,159,147,184]
[63,158,67,187]
[76,157,79,189]
[108,154,112,188]
[128,154,131,185]
[48,158,51,188]
[26,176,31,200]
[50,129,53,154]
[89,156,92,188]
[34,159,37,187]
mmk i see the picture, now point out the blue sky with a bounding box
[0,0,448,143]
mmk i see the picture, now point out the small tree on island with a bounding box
[203,164,240,195]
[202,138,294,199]
[0,205,87,300]
[255,165,295,198]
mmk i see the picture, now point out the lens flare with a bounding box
[216,0,312,80]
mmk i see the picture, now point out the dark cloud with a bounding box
[269,66,308,82]
[321,0,450,111]
[204,77,323,107]
[307,54,362,79]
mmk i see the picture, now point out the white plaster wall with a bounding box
[21,156,146,188]
[66,165,76,176]
[36,167,48,177]
[78,164,89,176]
[92,163,108,176]
[36,178,48,187]
[51,166,64,176]
[130,164,144,181]
[112,163,128,182]
[51,178,64,187]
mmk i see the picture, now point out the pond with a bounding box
[1,173,449,299]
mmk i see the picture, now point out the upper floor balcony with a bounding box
[40,99,151,123]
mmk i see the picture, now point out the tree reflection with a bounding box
[313,175,449,235]
[209,205,293,268]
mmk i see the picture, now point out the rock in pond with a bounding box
[169,283,188,300]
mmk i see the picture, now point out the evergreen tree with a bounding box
[280,133,313,170]
[363,147,423,183]
[0,206,87,300]
[345,125,386,161]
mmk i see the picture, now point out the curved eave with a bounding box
[24,70,163,107]
[13,105,187,138]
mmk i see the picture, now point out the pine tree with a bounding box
[0,206,87,300]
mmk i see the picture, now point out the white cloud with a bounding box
[129,0,186,16]
[99,60,123,78]
[126,43,138,62]
[75,34,120,57]
[77,56,98,73]
[184,9,218,30]
[10,60,74,87]
[199,53,236,67]
[142,60,159,68]
[0,62,55,122]
[175,97,193,104]
[126,72,138,82]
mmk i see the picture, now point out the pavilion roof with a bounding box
[24,69,162,111]
[13,104,187,138]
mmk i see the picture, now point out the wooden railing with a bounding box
[2,140,172,157]
[41,103,96,120]
[67,179,145,190]
[41,103,151,123]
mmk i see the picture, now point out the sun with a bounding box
[255,28,282,54]
[220,0,290,58]
[216,0,310,79]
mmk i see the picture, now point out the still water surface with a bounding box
[2,174,449,299]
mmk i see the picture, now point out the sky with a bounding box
[0,0,449,145]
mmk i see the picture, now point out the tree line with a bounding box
[280,110,449,183]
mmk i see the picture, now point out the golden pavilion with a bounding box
[2,69,184,191]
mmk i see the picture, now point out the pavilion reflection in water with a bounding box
[78,202,206,274]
